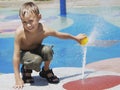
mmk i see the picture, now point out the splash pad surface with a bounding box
[0,8,120,73]
[0,67,120,90]
[0,4,120,90]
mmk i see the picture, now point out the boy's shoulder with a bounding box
[16,25,24,33]
[15,25,24,38]
[39,23,49,32]
[40,23,53,32]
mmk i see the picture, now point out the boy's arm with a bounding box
[54,31,78,41]
[13,38,21,82]
[46,28,86,42]
[13,32,24,88]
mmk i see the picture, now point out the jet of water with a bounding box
[81,46,87,79]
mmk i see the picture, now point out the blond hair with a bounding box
[19,2,39,18]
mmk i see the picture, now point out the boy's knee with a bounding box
[22,53,43,72]
[33,55,42,64]
[41,46,54,61]
[25,56,42,72]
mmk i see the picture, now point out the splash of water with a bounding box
[81,46,87,79]
[87,26,119,47]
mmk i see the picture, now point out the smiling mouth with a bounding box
[28,27,34,31]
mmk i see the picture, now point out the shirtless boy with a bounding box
[13,2,87,89]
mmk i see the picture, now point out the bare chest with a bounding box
[20,34,44,50]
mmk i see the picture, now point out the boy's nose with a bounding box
[27,23,32,28]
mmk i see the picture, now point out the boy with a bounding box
[13,2,87,89]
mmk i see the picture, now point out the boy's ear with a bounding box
[38,14,41,20]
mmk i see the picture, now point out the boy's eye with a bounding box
[29,20,33,23]
[26,20,33,24]
[22,20,33,24]
[22,21,26,24]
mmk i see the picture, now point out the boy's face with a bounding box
[20,13,41,32]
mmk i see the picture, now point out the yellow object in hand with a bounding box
[79,37,88,46]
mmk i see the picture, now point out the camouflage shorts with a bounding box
[20,45,54,72]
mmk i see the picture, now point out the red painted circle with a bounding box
[63,75,120,90]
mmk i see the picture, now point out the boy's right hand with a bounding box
[13,78,24,89]
[76,34,87,42]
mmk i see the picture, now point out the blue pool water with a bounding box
[0,13,120,73]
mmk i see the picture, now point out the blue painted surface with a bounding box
[0,38,14,73]
[0,13,120,73]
